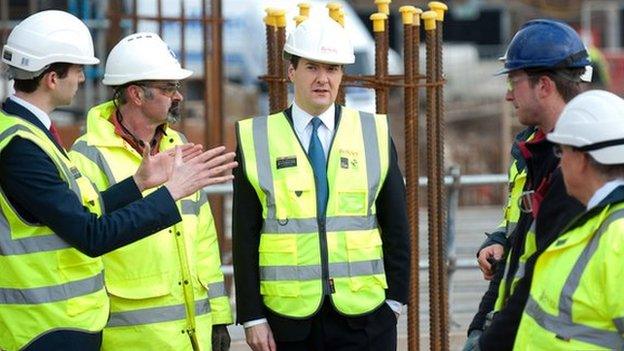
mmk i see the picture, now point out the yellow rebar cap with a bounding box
[414,8,423,26]
[264,8,276,27]
[273,9,287,27]
[399,6,416,25]
[294,15,307,26]
[374,0,391,15]
[298,3,310,17]
[421,10,437,30]
[370,12,388,32]
[428,1,448,21]
[327,2,341,22]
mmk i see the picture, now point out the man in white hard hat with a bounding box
[513,90,624,350]
[0,11,236,351]
[233,16,410,351]
[69,32,232,351]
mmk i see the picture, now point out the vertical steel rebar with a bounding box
[422,10,441,351]
[132,0,138,33]
[400,6,419,351]
[274,10,288,111]
[202,0,211,145]
[329,3,346,106]
[264,10,279,113]
[370,13,388,114]
[157,0,163,38]
[429,3,449,349]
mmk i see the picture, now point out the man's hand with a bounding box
[212,324,231,351]
[245,322,276,351]
[165,145,237,201]
[477,244,504,280]
[133,143,203,192]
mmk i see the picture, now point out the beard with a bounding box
[167,101,181,124]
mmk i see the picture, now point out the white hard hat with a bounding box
[103,32,192,86]
[1,10,99,79]
[283,17,354,65]
[547,90,624,165]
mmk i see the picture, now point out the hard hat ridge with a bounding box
[103,32,192,86]
[498,19,590,76]
[1,10,99,80]
[283,16,355,65]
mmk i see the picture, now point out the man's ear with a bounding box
[287,63,295,82]
[127,85,145,105]
[41,71,58,90]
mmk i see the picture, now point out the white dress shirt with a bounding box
[291,101,335,159]
[9,95,52,129]
[587,179,624,210]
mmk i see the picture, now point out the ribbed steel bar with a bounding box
[157,0,163,38]
[275,22,288,110]
[400,6,419,350]
[264,12,279,113]
[179,0,187,131]
[423,10,441,351]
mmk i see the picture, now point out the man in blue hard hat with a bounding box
[462,19,593,351]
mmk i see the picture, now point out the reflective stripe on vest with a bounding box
[180,191,209,216]
[107,297,211,327]
[614,317,624,335]
[260,259,385,281]
[207,281,227,299]
[524,209,624,349]
[263,215,378,234]
[0,211,70,254]
[0,272,104,304]
[72,139,117,185]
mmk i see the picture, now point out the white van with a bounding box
[135,0,402,113]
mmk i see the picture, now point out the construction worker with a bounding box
[0,11,236,351]
[514,89,624,350]
[232,16,410,351]
[68,32,232,351]
[463,19,591,350]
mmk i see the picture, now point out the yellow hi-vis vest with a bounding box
[237,107,390,318]
[514,203,624,350]
[69,101,232,351]
[0,113,107,350]
[493,131,536,312]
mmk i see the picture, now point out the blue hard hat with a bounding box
[498,19,590,75]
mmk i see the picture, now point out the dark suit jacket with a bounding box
[232,105,410,341]
[0,98,183,349]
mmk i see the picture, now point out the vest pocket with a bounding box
[260,281,300,297]
[57,250,104,316]
[336,190,368,216]
[345,230,383,261]
[275,178,315,218]
[259,234,298,266]
[106,273,173,300]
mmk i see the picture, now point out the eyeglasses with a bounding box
[137,81,182,97]
[506,76,528,92]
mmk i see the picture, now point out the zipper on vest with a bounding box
[318,219,332,295]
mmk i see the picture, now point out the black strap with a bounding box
[577,137,624,152]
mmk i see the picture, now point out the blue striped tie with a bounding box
[308,117,328,216]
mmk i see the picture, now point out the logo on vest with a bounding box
[276,156,297,169]
[339,149,359,169]
[277,218,289,226]
[70,167,82,179]
[340,157,349,169]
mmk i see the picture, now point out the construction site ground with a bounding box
[225,205,497,350]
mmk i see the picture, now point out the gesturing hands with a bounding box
[134,143,204,192]
[164,145,237,201]
[132,142,237,200]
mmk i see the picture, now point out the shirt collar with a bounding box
[9,95,51,129]
[587,178,624,210]
[292,101,335,133]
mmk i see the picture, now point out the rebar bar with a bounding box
[423,10,442,351]
[275,10,288,111]
[264,11,279,113]
[371,12,389,114]
[400,5,419,351]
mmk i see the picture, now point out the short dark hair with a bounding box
[587,154,624,180]
[526,67,586,102]
[289,55,300,69]
[113,81,155,106]
[13,63,72,93]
